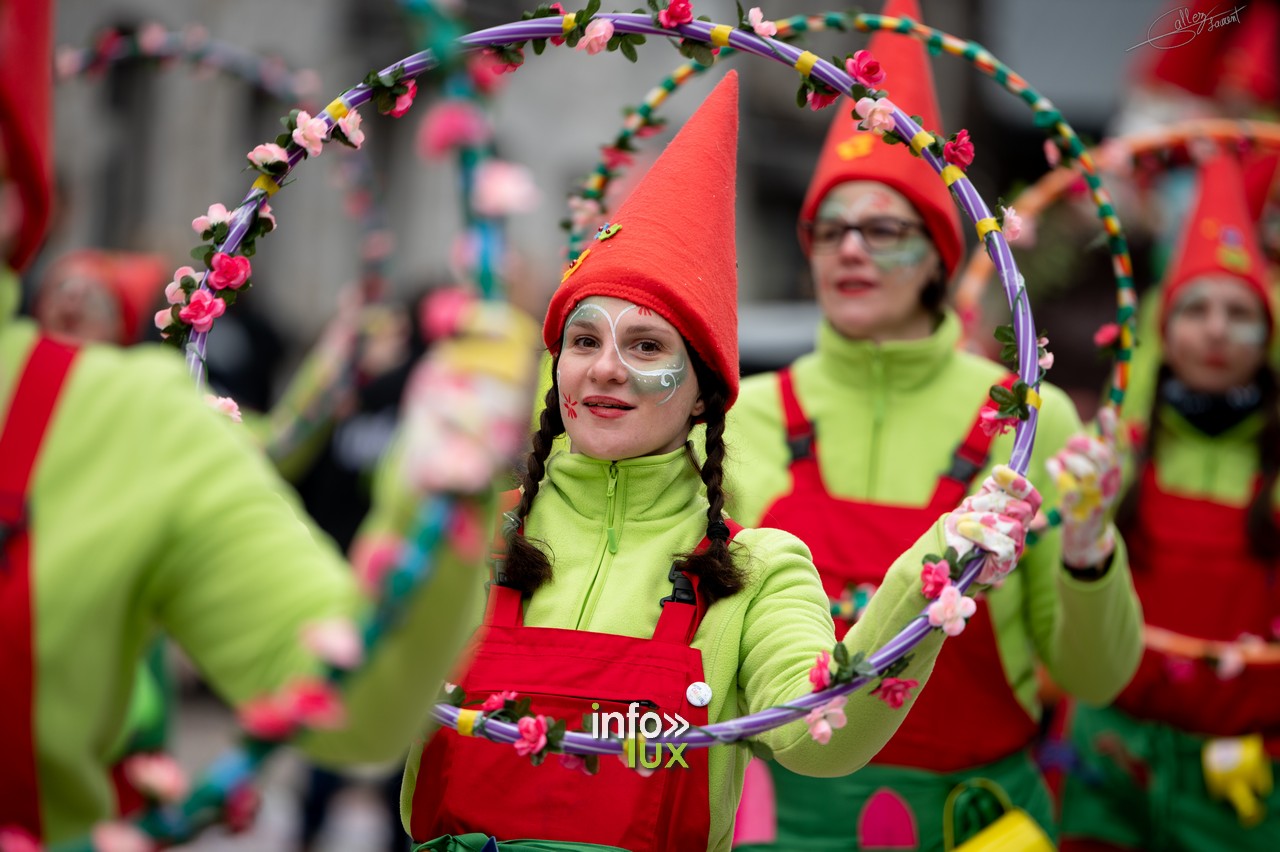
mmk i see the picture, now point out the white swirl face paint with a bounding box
[561,299,689,404]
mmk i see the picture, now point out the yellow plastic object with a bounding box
[1202,735,1274,827]
[952,810,1055,852]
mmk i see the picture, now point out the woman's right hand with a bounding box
[944,464,1042,584]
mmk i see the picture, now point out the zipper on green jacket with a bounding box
[868,348,885,496]
[605,462,620,554]
[577,462,620,630]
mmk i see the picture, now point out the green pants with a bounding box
[413,836,630,852]
[735,749,1054,852]
[1061,704,1280,851]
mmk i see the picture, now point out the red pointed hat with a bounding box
[544,71,740,407]
[1242,150,1278,223]
[0,0,53,271]
[1161,151,1271,328]
[797,0,963,276]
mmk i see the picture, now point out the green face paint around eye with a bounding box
[563,301,690,404]
[870,235,929,273]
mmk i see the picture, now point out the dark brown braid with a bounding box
[500,376,563,595]
[1116,363,1280,563]
[671,354,746,604]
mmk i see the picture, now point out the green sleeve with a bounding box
[735,525,942,777]
[723,372,791,527]
[133,351,484,766]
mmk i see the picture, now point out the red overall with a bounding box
[0,337,79,836]
[1114,464,1280,748]
[410,533,737,851]
[760,368,1038,771]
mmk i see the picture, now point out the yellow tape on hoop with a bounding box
[457,709,481,738]
[794,51,818,76]
[710,25,734,47]
[909,131,934,154]
[975,217,1001,240]
[1025,388,1043,410]
[325,98,349,121]
[941,165,965,186]
[563,13,577,32]
[252,175,281,197]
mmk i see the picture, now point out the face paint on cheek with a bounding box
[627,352,688,404]
[1228,321,1268,347]
[870,235,930,273]
[817,193,880,223]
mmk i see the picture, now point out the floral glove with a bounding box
[944,465,1043,584]
[402,299,539,494]
[1047,406,1123,569]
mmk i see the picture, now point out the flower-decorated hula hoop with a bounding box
[104,7,1037,818]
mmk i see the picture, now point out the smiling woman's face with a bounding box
[556,296,704,460]
[1164,275,1270,393]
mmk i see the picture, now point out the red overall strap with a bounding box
[652,520,743,645]
[484,583,525,628]
[776,368,813,458]
[931,373,1017,506]
[0,337,78,837]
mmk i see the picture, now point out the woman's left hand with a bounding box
[944,465,1043,585]
[1047,406,1123,569]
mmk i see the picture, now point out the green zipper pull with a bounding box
[605,462,619,554]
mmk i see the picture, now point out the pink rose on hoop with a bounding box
[207,252,251,291]
[871,677,918,710]
[846,50,886,88]
[514,714,549,757]
[292,110,328,158]
[807,89,839,111]
[808,649,833,691]
[192,203,230,235]
[165,266,195,304]
[480,690,518,712]
[247,142,289,175]
[926,584,976,636]
[804,695,848,745]
[389,79,418,118]
[855,97,897,134]
[205,394,243,423]
[658,0,694,28]
[178,290,226,333]
[577,18,614,54]
[920,560,950,599]
[747,8,777,38]
[978,408,1018,437]
[943,129,975,169]
[335,111,365,150]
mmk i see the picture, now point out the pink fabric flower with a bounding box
[285,678,347,729]
[388,79,418,118]
[855,96,896,134]
[943,129,975,169]
[514,714,549,757]
[807,89,839,111]
[808,649,832,692]
[548,3,568,45]
[351,534,402,596]
[872,677,918,710]
[0,825,42,852]
[247,142,288,171]
[747,7,777,37]
[1001,206,1023,242]
[846,50,885,88]
[178,290,226,333]
[472,160,539,217]
[291,110,328,158]
[978,408,1017,437]
[207,252,251,291]
[1093,323,1120,349]
[577,18,614,54]
[1037,335,1054,370]
[257,203,276,231]
[204,394,242,423]
[123,753,188,803]
[336,110,364,149]
[559,753,591,773]
[1043,138,1061,168]
[601,146,633,170]
[137,23,168,55]
[658,0,694,28]
[224,784,261,833]
[468,51,508,93]
[480,690,518,712]
[239,695,296,740]
[920,560,950,599]
[192,203,230,235]
[154,309,176,333]
[165,267,194,304]
[1216,646,1246,680]
[568,196,604,231]
[804,695,848,745]
[418,100,491,160]
[91,822,153,852]
[301,617,364,669]
[926,584,977,636]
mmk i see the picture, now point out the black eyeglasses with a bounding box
[803,217,925,253]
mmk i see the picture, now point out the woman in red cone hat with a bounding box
[400,71,1042,852]
[724,1,1143,848]
[1059,151,1280,852]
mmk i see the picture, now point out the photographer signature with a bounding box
[1127,4,1247,51]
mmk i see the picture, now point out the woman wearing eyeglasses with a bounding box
[724,1,1143,848]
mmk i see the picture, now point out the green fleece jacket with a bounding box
[0,269,484,843]
[723,312,1144,722]
[402,447,953,852]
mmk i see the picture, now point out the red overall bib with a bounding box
[1114,464,1280,746]
[759,368,1038,770]
[0,337,79,836]
[410,534,736,851]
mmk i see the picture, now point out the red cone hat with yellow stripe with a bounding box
[798,0,963,276]
[1161,151,1271,328]
[544,71,740,407]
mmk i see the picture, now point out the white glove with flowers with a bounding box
[1046,406,1123,569]
[401,296,540,495]
[944,464,1043,585]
